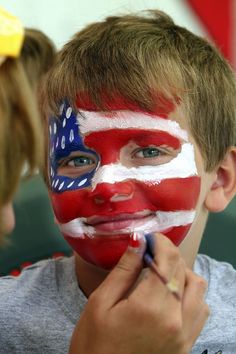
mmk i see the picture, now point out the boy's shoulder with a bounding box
[0,257,64,294]
[0,257,65,313]
[193,254,236,352]
[195,254,236,284]
[0,256,87,353]
[195,254,236,303]
[0,255,80,301]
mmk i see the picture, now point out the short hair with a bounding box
[42,10,236,171]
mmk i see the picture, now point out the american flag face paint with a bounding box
[49,100,201,269]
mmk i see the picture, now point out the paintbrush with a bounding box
[132,232,181,301]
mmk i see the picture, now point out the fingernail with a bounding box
[128,232,146,256]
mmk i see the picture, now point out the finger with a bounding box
[92,239,145,309]
[155,257,186,306]
[182,269,208,332]
[152,233,181,280]
[187,302,210,345]
[166,257,186,302]
[133,233,182,301]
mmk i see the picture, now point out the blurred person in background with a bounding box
[0,8,56,243]
[20,27,56,91]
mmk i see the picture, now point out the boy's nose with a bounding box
[90,182,134,204]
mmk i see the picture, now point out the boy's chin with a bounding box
[64,232,131,269]
[62,224,191,270]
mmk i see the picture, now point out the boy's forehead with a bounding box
[74,93,189,135]
[75,93,176,118]
[77,109,188,142]
[51,99,190,147]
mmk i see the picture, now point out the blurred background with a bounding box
[0,0,235,274]
[1,0,206,48]
[1,0,235,71]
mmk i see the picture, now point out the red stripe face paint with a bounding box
[76,92,176,118]
[84,129,181,165]
[49,100,201,269]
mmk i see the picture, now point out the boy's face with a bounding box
[48,99,201,269]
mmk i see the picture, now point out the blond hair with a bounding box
[0,57,42,207]
[0,27,56,207]
[42,10,236,171]
[20,28,56,90]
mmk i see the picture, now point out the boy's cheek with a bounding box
[49,189,89,223]
[49,176,201,223]
[138,177,201,210]
[49,177,201,269]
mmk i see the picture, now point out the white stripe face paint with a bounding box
[58,210,196,238]
[91,143,197,189]
[78,110,188,141]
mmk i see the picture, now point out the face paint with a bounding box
[49,100,201,269]
[49,102,99,193]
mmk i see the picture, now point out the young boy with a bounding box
[1,10,236,354]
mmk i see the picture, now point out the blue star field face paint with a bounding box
[48,100,99,193]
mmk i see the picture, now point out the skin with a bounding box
[0,202,15,243]
[48,103,236,353]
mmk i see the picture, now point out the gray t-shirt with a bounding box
[0,254,235,354]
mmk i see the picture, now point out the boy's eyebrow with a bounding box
[77,110,188,141]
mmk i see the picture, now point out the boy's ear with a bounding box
[205,147,236,212]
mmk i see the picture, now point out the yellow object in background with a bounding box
[0,6,24,58]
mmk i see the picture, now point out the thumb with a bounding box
[94,238,146,309]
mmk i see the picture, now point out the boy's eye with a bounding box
[57,152,97,178]
[129,145,179,167]
[134,147,161,158]
[67,156,95,167]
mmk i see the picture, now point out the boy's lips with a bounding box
[85,212,154,232]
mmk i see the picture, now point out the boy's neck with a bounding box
[75,254,110,297]
[179,208,208,268]
[74,249,198,298]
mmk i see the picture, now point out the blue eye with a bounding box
[57,150,98,178]
[135,148,161,158]
[67,156,95,167]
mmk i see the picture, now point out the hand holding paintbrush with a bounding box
[69,232,209,354]
[132,231,181,301]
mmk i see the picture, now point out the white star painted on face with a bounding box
[67,181,75,188]
[78,178,87,187]
[66,106,72,118]
[58,181,65,191]
[69,129,74,142]
[61,136,65,149]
